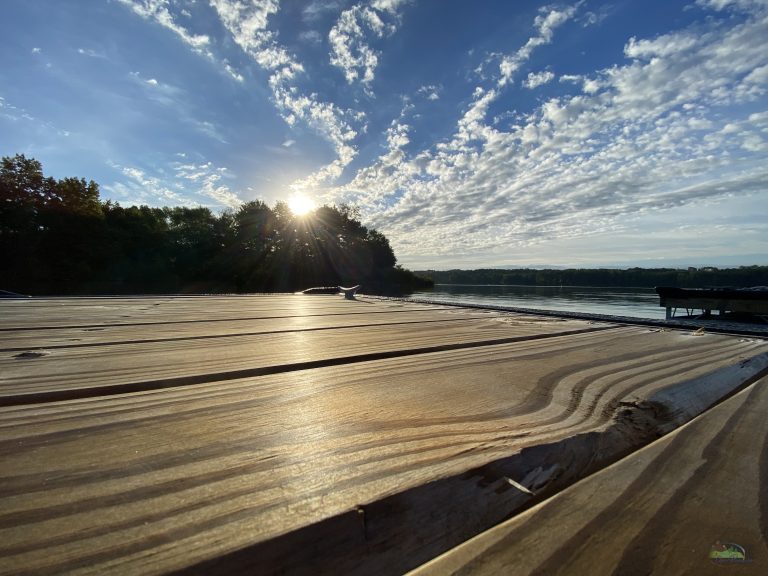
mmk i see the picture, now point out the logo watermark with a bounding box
[709,541,751,564]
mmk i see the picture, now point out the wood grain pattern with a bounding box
[0,295,434,330]
[1,296,766,575]
[413,375,768,576]
[0,309,500,351]
[0,298,608,403]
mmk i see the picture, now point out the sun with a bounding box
[287,193,316,216]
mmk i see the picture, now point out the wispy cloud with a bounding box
[578,5,611,28]
[328,0,408,90]
[116,0,210,53]
[302,0,345,23]
[116,0,243,82]
[107,159,242,208]
[499,2,582,86]
[417,84,441,100]
[177,162,241,207]
[209,0,365,189]
[0,94,70,137]
[523,70,555,89]
[10,0,766,268]
[129,71,183,105]
[107,164,187,205]
[325,0,768,263]
[299,30,323,45]
[77,47,107,59]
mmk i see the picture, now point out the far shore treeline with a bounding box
[4,154,765,297]
[417,267,768,288]
[0,154,431,296]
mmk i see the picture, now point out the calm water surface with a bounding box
[410,285,664,320]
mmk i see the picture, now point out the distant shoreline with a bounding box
[366,294,768,338]
[416,266,768,289]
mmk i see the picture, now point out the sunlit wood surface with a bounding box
[0,297,602,403]
[1,295,766,575]
[413,375,768,575]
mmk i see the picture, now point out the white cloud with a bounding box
[32,47,42,54]
[749,110,768,125]
[192,120,228,144]
[745,62,768,83]
[579,7,610,27]
[117,0,210,53]
[299,30,323,45]
[223,61,244,82]
[328,0,408,89]
[198,172,242,207]
[129,71,186,106]
[0,94,72,137]
[77,47,107,59]
[321,0,768,265]
[523,70,555,89]
[112,165,187,205]
[302,0,345,23]
[210,0,365,189]
[696,0,768,12]
[107,160,242,208]
[741,132,767,151]
[499,3,581,86]
[417,84,441,100]
[624,34,699,60]
[117,0,243,82]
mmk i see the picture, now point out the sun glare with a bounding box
[287,193,316,216]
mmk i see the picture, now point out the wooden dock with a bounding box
[1,295,766,575]
[656,286,768,320]
[413,375,768,575]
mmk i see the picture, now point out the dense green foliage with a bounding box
[0,154,431,295]
[418,266,768,288]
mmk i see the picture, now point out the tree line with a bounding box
[417,267,768,288]
[0,154,432,295]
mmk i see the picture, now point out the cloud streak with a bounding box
[325,0,768,265]
[328,0,408,90]
[116,0,244,82]
[209,0,364,188]
[10,0,766,268]
[107,159,242,208]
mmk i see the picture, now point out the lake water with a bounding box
[410,285,665,320]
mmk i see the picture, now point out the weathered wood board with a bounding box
[0,295,766,575]
[0,295,433,330]
[0,309,500,351]
[412,375,768,576]
[1,314,607,403]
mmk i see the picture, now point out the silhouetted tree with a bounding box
[0,154,432,295]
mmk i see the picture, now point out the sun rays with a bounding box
[287,193,316,216]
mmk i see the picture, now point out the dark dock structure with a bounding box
[656,286,768,320]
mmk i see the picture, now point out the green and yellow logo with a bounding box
[709,541,748,564]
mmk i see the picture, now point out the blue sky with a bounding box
[2,0,767,269]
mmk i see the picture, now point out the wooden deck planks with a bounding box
[0,309,510,350]
[412,375,768,576]
[1,295,767,575]
[1,299,607,403]
[0,295,432,330]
